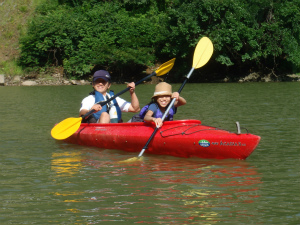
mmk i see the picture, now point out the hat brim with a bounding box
[93,76,110,82]
[152,91,172,98]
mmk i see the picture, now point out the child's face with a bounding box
[93,78,111,94]
[156,95,171,108]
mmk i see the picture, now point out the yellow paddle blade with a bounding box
[118,156,144,163]
[51,117,82,140]
[193,37,214,69]
[155,58,176,76]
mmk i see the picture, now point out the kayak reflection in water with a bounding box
[135,82,186,127]
[79,70,140,123]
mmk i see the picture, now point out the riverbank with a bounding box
[1,72,299,86]
[0,73,90,86]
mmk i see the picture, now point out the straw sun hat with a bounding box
[152,82,172,98]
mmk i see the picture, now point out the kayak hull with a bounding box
[63,120,260,160]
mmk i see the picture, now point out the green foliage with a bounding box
[18,0,300,81]
[19,1,166,78]
[0,60,23,76]
[164,0,300,76]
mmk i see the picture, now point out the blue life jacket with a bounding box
[93,90,122,123]
[139,103,175,121]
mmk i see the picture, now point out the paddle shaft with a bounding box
[138,68,195,157]
[81,71,157,120]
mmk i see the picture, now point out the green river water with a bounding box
[0,82,299,224]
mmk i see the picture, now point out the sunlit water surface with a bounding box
[0,82,299,224]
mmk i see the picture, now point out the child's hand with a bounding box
[92,104,102,112]
[172,92,179,100]
[153,118,163,128]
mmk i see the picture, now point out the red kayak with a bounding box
[63,120,260,160]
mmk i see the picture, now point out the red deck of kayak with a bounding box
[64,120,260,160]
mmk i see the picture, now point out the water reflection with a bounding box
[1,83,298,224]
[142,158,261,224]
[51,151,83,177]
[51,148,262,224]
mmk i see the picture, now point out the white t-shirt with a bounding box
[79,94,131,112]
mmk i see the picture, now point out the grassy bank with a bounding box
[0,0,44,76]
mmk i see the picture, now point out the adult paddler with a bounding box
[79,70,140,123]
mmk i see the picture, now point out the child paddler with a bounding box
[79,70,140,123]
[139,82,186,128]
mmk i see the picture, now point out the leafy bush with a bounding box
[19,0,300,81]
[19,1,167,79]
[163,0,300,78]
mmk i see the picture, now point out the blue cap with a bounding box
[93,70,111,82]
